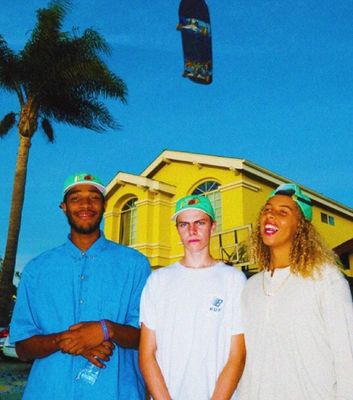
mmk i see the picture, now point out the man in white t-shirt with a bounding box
[139,194,246,400]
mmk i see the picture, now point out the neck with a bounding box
[269,248,290,270]
[181,249,215,269]
[70,230,100,251]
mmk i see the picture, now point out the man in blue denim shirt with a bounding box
[10,173,151,400]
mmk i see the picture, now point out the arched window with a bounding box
[192,181,222,232]
[119,198,137,245]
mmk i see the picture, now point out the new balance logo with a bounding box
[209,297,223,312]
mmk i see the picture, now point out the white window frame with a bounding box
[119,198,137,245]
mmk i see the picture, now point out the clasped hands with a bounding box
[55,321,114,368]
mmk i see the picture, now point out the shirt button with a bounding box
[79,299,84,304]
[80,275,85,280]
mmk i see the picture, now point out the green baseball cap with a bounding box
[63,173,106,197]
[268,183,312,221]
[172,194,216,221]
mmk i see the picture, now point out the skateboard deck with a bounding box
[177,0,212,84]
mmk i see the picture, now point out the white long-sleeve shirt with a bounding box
[238,264,353,400]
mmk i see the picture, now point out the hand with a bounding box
[56,321,105,355]
[82,340,115,368]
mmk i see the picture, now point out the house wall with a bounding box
[104,155,353,276]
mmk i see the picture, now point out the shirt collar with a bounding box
[65,230,108,258]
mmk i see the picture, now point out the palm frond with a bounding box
[0,36,21,93]
[41,94,117,132]
[2,0,127,133]
[41,118,54,142]
[20,1,71,88]
[75,28,111,56]
[0,112,16,137]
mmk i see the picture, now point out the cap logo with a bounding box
[188,198,199,205]
[84,175,93,181]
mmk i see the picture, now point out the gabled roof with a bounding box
[105,172,175,199]
[140,150,353,219]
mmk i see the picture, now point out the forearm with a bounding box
[105,320,140,349]
[211,359,245,400]
[15,333,63,361]
[139,354,172,400]
[211,334,246,400]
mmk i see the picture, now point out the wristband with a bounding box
[100,319,110,341]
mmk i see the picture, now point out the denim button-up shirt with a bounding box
[11,233,151,400]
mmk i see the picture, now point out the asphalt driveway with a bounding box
[0,357,31,400]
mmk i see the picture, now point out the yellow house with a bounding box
[104,150,353,277]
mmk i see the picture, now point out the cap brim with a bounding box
[171,207,214,221]
[64,182,106,196]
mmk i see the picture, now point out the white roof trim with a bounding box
[141,150,244,177]
[106,172,175,198]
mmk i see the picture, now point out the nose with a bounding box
[188,223,197,234]
[267,211,274,219]
[264,210,275,222]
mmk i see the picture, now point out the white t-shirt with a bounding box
[140,262,246,400]
[238,264,353,400]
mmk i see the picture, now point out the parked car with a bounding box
[2,334,18,358]
[0,326,9,351]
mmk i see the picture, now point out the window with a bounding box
[119,198,137,245]
[321,212,335,226]
[321,213,328,223]
[192,181,222,232]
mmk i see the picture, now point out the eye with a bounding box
[195,220,206,226]
[177,222,188,228]
[90,195,101,201]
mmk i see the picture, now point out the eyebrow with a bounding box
[177,218,208,224]
[279,205,294,210]
[264,204,294,211]
[67,189,101,198]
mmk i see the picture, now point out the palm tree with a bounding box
[0,0,127,325]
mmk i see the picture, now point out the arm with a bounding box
[211,334,246,400]
[16,330,115,368]
[106,320,140,349]
[57,320,140,355]
[15,332,66,361]
[139,323,172,400]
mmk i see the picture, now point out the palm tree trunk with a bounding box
[0,135,31,325]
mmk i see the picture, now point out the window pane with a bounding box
[328,216,335,226]
[321,213,328,223]
[119,198,137,245]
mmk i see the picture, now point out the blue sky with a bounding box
[1,0,353,274]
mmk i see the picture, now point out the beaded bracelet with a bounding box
[100,319,110,341]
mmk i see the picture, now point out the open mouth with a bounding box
[264,223,279,235]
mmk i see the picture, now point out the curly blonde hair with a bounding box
[251,207,338,278]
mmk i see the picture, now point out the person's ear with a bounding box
[60,201,67,214]
[211,220,217,233]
